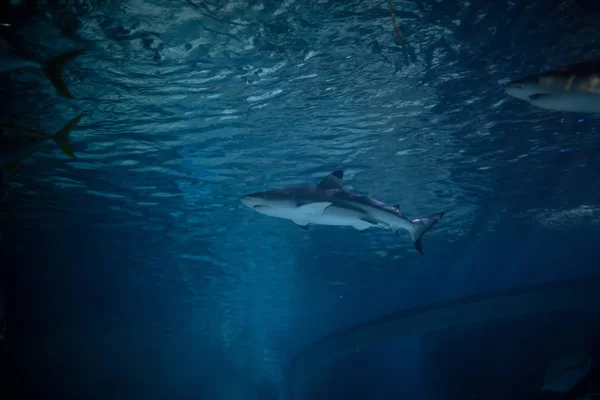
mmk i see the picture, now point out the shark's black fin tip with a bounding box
[317,170,345,190]
[414,238,423,254]
[300,225,309,231]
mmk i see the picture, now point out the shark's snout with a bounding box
[505,76,542,101]
[505,82,527,99]
[505,83,523,93]
[241,195,256,208]
[241,194,270,209]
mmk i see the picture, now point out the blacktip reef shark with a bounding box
[0,37,85,99]
[505,58,600,113]
[241,170,444,254]
[0,113,84,172]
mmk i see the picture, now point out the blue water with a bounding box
[1,0,599,399]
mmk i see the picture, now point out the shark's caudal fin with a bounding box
[0,114,84,171]
[52,113,84,158]
[42,49,85,99]
[410,212,444,254]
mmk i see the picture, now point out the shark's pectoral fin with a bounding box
[297,202,332,215]
[352,223,371,231]
[293,203,332,229]
[292,218,311,229]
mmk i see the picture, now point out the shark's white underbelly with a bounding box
[254,201,413,233]
[309,213,372,228]
[284,203,363,227]
[318,205,377,227]
[293,203,392,230]
[532,91,600,113]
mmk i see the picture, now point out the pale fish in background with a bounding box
[505,59,600,113]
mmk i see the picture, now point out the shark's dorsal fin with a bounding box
[317,170,344,190]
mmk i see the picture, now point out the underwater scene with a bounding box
[0,0,599,399]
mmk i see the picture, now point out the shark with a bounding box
[0,37,85,99]
[241,170,444,254]
[505,58,600,113]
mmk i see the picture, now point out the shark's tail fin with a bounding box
[42,49,85,99]
[52,113,84,158]
[0,114,83,172]
[410,212,444,254]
